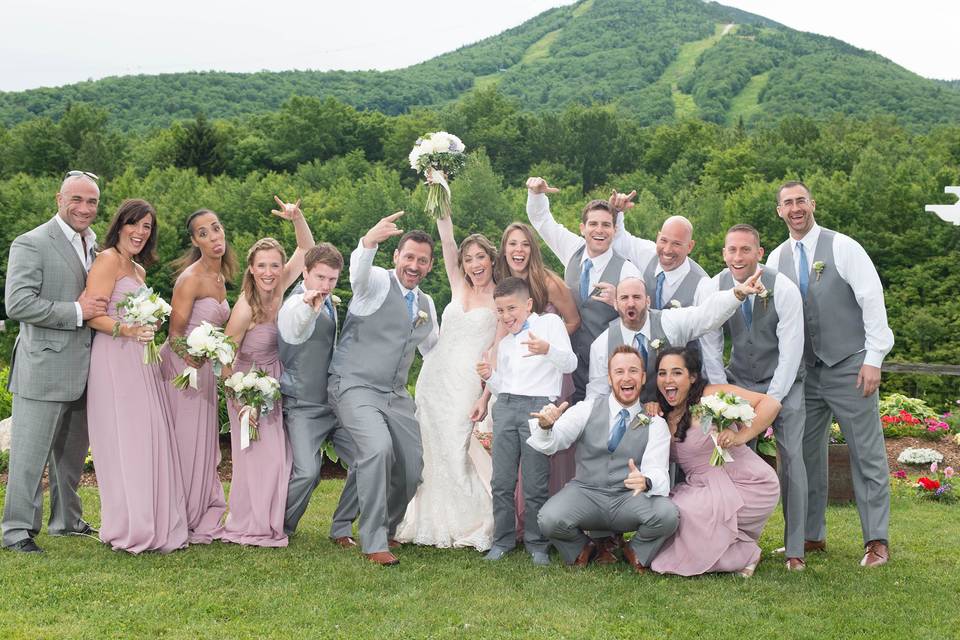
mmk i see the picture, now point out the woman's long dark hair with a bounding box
[101,199,159,266]
[655,346,708,442]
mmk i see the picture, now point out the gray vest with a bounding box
[718,268,788,387]
[329,275,434,393]
[642,256,708,309]
[574,397,651,491]
[776,229,866,367]
[564,246,625,356]
[605,312,669,402]
[278,284,337,405]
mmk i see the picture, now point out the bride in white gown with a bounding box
[395,212,500,550]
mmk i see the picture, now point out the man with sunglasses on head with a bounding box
[3,171,109,553]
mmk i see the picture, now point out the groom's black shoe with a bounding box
[365,551,400,566]
[6,538,44,554]
[71,523,99,537]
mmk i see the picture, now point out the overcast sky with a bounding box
[1,0,957,93]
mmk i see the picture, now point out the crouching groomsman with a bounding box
[278,243,359,543]
[531,346,678,572]
[701,224,807,571]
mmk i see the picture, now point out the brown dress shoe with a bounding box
[365,551,400,566]
[331,536,358,549]
[388,538,402,550]
[621,543,647,574]
[785,557,806,572]
[804,540,827,553]
[860,540,889,567]
[594,535,623,565]
[573,541,597,567]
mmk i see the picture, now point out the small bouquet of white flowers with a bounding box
[408,131,466,219]
[692,391,756,466]
[170,322,237,390]
[224,367,281,449]
[113,285,172,365]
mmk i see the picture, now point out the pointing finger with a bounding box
[627,458,638,472]
[274,195,284,208]
[386,211,405,222]
[557,401,569,413]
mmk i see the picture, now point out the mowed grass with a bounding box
[726,71,770,127]
[1,480,958,639]
[660,23,734,119]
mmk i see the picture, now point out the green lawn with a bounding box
[0,480,957,639]
[726,71,769,127]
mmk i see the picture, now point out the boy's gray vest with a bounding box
[564,246,626,356]
[574,397,651,491]
[642,256,708,309]
[776,229,866,367]
[329,275,433,393]
[278,285,337,405]
[717,268,798,388]
[605,312,669,402]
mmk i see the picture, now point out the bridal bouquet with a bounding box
[409,131,466,219]
[170,322,237,390]
[224,368,281,449]
[113,285,172,365]
[692,391,756,466]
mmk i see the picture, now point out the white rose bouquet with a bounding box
[408,131,466,219]
[113,285,172,365]
[692,391,756,466]
[223,367,281,449]
[170,322,237,390]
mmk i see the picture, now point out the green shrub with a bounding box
[0,367,12,421]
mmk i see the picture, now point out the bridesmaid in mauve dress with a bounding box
[221,197,314,547]
[160,209,240,543]
[649,346,781,577]
[85,199,188,554]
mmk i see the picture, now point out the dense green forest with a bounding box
[1,81,959,406]
[2,0,959,131]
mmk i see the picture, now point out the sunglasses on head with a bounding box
[65,170,99,182]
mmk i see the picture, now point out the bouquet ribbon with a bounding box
[709,432,735,466]
[239,405,254,450]
[173,366,199,390]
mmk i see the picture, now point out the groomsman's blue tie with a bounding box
[579,258,593,300]
[404,291,416,322]
[741,297,753,330]
[325,296,336,323]
[608,408,630,453]
[655,270,666,309]
[634,333,648,367]
[797,242,810,298]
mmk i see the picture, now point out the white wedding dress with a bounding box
[396,300,495,550]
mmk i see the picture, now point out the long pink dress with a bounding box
[651,421,780,575]
[159,297,230,544]
[87,276,189,554]
[221,322,291,547]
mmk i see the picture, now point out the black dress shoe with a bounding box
[6,538,44,553]
[71,523,99,537]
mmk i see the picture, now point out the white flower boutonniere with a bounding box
[329,294,341,307]
[669,299,681,309]
[758,288,773,311]
[813,261,825,281]
[630,414,651,430]
[649,338,663,350]
[415,309,429,328]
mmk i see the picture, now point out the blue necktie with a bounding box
[404,291,416,322]
[634,333,648,366]
[797,242,810,298]
[655,270,666,309]
[608,408,629,453]
[325,296,336,323]
[579,258,593,301]
[741,297,753,330]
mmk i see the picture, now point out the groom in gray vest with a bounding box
[701,224,808,571]
[767,181,894,568]
[277,242,359,543]
[3,171,108,553]
[328,212,438,565]
[530,346,677,571]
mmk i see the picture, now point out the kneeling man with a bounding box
[529,345,677,572]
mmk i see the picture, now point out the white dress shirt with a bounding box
[277,286,337,345]
[347,239,439,356]
[526,395,672,496]
[699,269,805,402]
[526,192,641,287]
[585,289,744,399]
[486,312,577,399]
[766,224,894,368]
[53,214,96,327]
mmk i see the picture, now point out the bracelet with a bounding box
[111,321,121,338]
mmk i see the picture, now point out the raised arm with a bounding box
[223,293,254,371]
[271,196,315,292]
[436,212,464,298]
[525,177,584,264]
[351,211,405,300]
[662,270,762,344]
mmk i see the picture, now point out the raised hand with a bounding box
[476,353,492,381]
[271,195,303,221]
[77,290,109,321]
[589,281,616,308]
[529,401,569,428]
[520,331,550,357]
[608,189,637,213]
[733,268,764,299]
[624,458,648,496]
[302,289,325,312]
[362,211,405,249]
[525,177,560,195]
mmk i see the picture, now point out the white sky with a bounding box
[1,0,957,93]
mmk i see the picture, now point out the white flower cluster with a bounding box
[896,447,944,465]
[225,370,281,400]
[408,131,465,169]
[185,322,236,369]
[117,285,171,326]
[699,392,756,424]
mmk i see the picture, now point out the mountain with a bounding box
[2,0,959,130]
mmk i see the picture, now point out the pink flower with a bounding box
[764,427,774,439]
[931,461,939,474]
[946,467,955,479]
[893,470,907,480]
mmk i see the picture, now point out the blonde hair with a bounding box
[458,233,497,287]
[242,237,287,324]
[494,222,553,314]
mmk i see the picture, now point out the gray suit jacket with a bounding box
[5,217,93,402]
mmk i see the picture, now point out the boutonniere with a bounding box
[813,261,825,281]
[669,299,681,309]
[758,288,773,310]
[630,414,651,429]
[649,338,663,350]
[415,309,429,327]
[329,294,341,307]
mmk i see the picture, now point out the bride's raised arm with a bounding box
[437,212,464,299]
